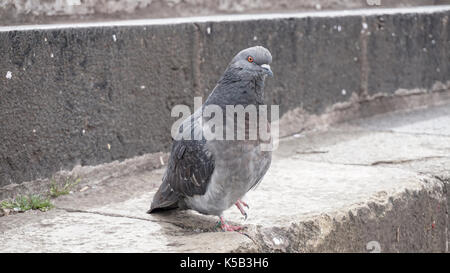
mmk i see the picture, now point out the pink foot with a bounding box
[219,216,243,232]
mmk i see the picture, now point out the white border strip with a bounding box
[0,5,449,32]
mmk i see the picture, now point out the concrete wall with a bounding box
[0,6,449,187]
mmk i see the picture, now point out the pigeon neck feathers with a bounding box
[207,68,266,107]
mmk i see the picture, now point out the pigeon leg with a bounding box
[238,199,249,209]
[219,216,243,232]
[235,200,248,220]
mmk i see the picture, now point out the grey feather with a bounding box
[148,46,273,216]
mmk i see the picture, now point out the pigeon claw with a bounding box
[235,199,249,219]
[240,200,250,209]
[237,211,247,221]
[221,223,243,232]
[219,216,243,232]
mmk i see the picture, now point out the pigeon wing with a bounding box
[148,111,215,213]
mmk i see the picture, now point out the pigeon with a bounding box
[148,46,273,231]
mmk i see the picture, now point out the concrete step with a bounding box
[1,103,449,252]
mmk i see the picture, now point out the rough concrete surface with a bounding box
[1,103,449,252]
[2,0,449,26]
[1,7,449,188]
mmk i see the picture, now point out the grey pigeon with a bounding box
[148,46,273,231]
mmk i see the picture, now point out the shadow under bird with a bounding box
[148,46,274,231]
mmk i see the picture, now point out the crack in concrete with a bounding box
[430,174,449,253]
[191,22,203,97]
[325,155,450,167]
[359,15,369,98]
[239,231,259,248]
[369,156,450,166]
[56,206,253,240]
[57,206,215,233]
[57,207,159,222]
[363,129,450,138]
[296,150,329,155]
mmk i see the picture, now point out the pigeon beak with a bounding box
[261,64,273,77]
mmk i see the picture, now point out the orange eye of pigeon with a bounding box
[247,56,254,63]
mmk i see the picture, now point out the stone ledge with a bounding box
[1,103,449,252]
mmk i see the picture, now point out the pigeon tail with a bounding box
[147,182,179,213]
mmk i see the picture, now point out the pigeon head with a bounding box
[226,46,273,80]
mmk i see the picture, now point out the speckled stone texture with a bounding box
[0,103,449,252]
[1,7,449,187]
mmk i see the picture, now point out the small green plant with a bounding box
[0,177,82,216]
[49,177,80,198]
[0,195,53,212]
